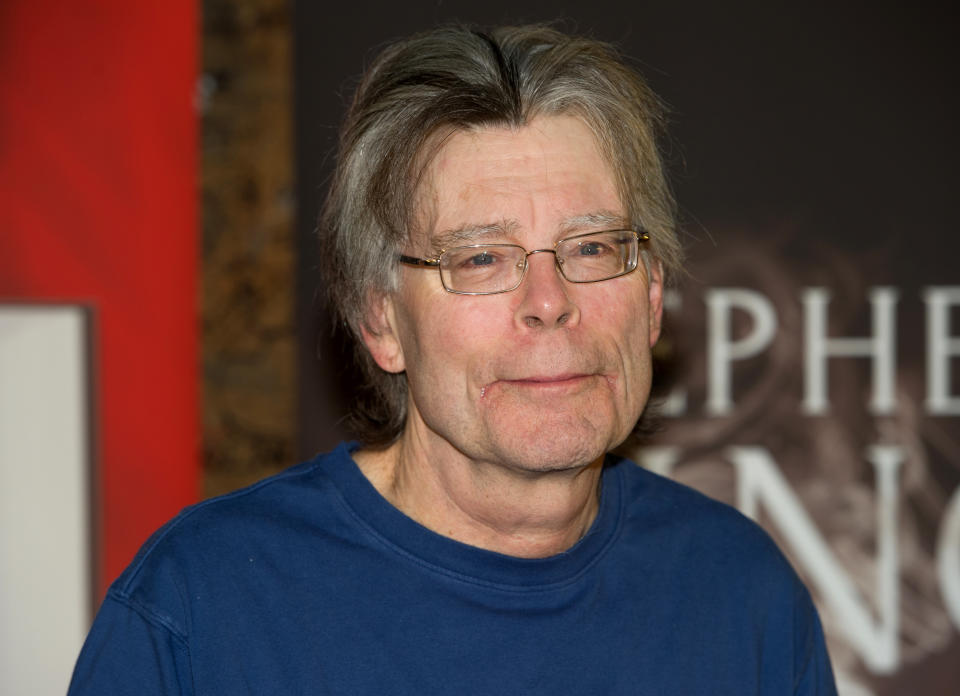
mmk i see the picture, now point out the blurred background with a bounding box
[1,1,957,694]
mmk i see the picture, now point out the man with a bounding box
[70,25,836,694]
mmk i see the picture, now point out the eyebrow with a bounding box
[431,220,520,251]
[558,210,630,234]
[430,210,629,251]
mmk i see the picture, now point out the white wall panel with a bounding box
[0,306,91,695]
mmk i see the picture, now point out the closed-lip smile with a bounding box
[495,373,599,393]
[507,373,590,384]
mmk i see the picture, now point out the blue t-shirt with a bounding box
[69,443,836,694]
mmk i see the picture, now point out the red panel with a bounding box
[0,1,199,595]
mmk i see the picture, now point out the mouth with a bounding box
[507,373,590,384]
[493,373,598,394]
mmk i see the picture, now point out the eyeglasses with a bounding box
[398,229,648,295]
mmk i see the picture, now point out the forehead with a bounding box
[414,115,623,243]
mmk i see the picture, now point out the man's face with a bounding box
[365,115,662,472]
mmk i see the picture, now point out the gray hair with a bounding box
[319,24,681,443]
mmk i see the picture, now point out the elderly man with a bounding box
[70,25,836,694]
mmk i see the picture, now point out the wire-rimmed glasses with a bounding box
[398,229,649,295]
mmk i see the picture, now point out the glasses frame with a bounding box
[398,228,650,295]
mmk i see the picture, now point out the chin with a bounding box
[484,424,616,474]
[479,397,633,471]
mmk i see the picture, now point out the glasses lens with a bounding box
[440,245,526,294]
[556,230,638,282]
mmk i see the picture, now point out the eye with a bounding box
[577,240,612,256]
[464,251,497,267]
[441,245,519,277]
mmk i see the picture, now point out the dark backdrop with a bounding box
[295,1,958,449]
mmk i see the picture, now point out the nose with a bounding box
[514,250,580,329]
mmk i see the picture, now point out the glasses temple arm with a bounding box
[398,254,440,267]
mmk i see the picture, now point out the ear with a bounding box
[359,292,406,374]
[646,260,664,348]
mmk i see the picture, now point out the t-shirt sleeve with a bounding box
[794,585,838,696]
[67,591,193,696]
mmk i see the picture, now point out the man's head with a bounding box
[320,24,681,446]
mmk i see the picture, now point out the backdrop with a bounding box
[294,3,959,695]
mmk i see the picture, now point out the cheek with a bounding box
[397,289,504,383]
[587,281,651,336]
[586,283,655,380]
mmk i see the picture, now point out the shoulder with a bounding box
[610,458,837,693]
[106,444,357,628]
[610,455,798,583]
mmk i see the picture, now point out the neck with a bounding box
[354,427,604,559]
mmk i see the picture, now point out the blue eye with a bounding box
[466,252,496,266]
[578,241,608,256]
